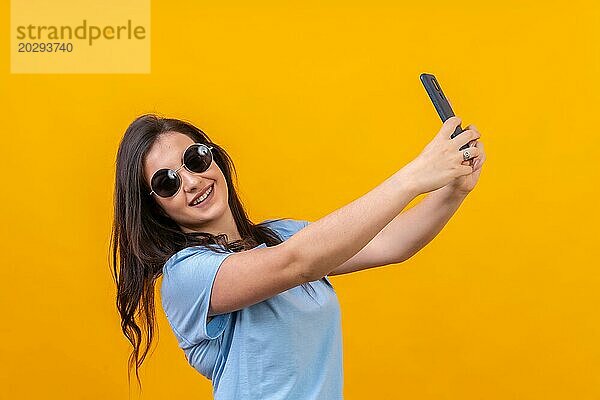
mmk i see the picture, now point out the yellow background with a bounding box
[2,1,599,399]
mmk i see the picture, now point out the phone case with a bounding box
[420,73,469,151]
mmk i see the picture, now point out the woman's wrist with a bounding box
[391,169,421,199]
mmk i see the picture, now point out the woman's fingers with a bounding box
[465,124,481,146]
[465,124,479,135]
[472,140,486,171]
[459,125,484,170]
[460,139,486,169]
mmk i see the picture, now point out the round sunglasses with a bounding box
[148,143,214,198]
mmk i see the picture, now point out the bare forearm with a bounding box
[377,185,468,263]
[287,170,419,280]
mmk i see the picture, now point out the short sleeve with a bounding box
[160,246,236,348]
[270,218,309,240]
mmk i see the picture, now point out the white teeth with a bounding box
[192,185,213,205]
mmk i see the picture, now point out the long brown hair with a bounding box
[110,113,291,389]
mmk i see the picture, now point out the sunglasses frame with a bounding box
[148,143,214,198]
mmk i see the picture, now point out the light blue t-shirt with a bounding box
[160,218,343,399]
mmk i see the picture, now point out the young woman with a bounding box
[111,113,485,399]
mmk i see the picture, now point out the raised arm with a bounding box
[209,117,478,316]
[285,170,418,281]
[209,170,418,316]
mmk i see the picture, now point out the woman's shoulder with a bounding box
[162,218,308,272]
[162,244,230,275]
[260,218,308,240]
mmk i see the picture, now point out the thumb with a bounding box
[437,116,462,139]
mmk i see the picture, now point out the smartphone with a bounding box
[420,73,470,151]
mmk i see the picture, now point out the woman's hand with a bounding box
[445,124,486,195]
[400,116,482,195]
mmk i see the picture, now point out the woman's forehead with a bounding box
[144,132,194,176]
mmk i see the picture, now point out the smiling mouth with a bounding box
[190,184,214,206]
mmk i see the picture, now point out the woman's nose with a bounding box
[180,169,206,193]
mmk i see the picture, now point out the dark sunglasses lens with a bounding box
[151,169,180,197]
[185,144,212,173]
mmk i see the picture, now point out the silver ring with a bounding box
[462,149,471,161]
